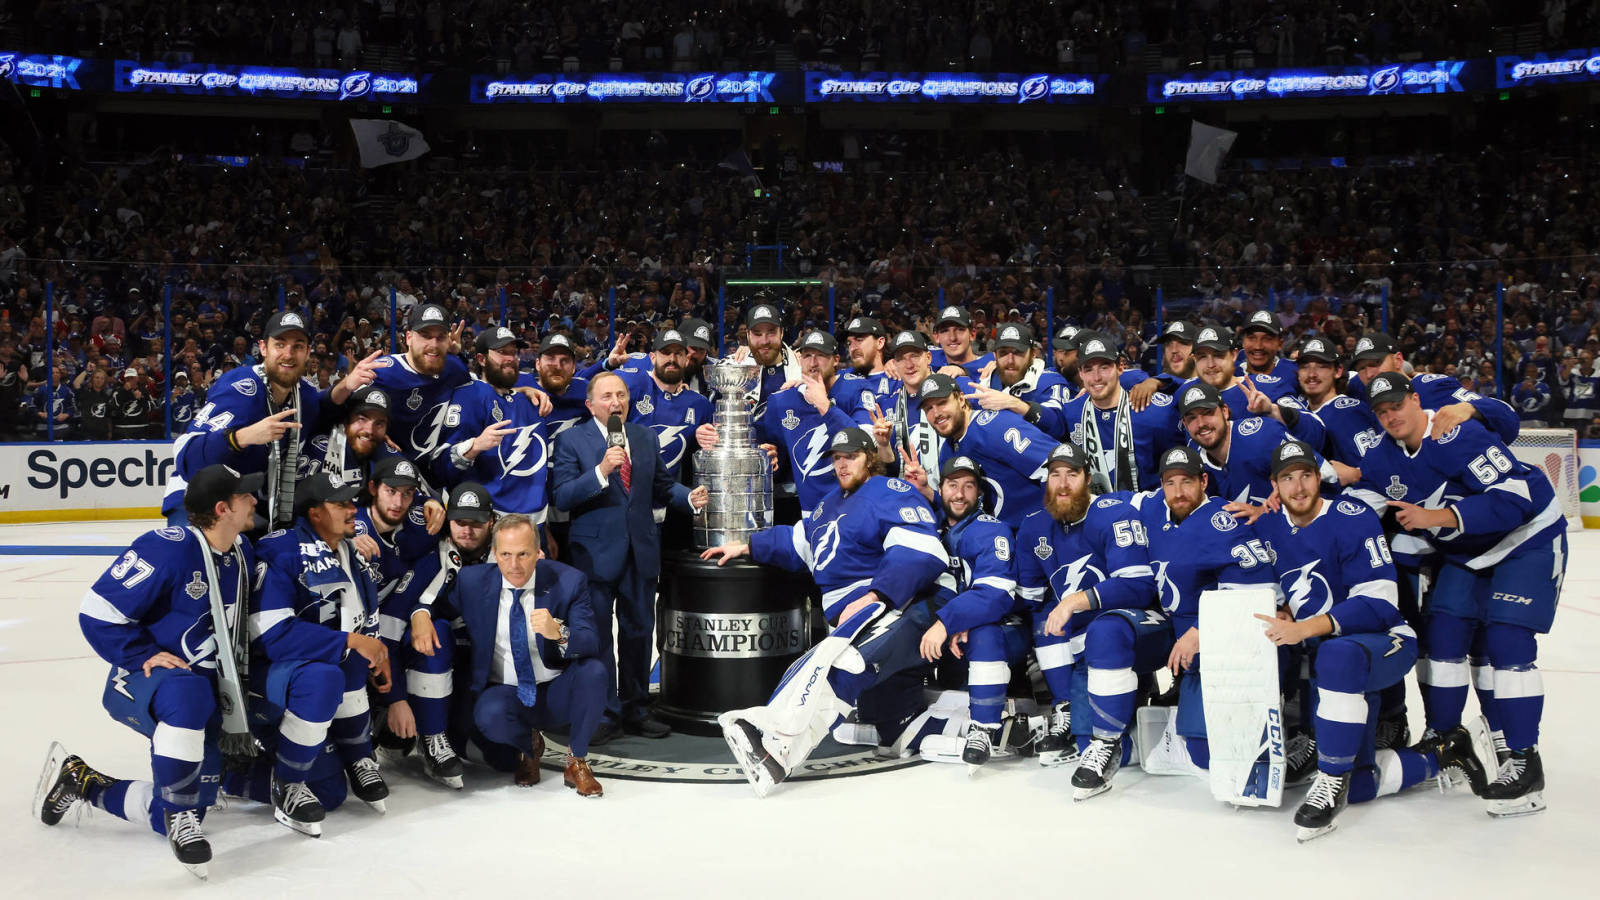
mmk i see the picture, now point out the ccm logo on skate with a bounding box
[25,448,175,499]
[1491,592,1534,605]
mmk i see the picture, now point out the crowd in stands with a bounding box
[7,1,1595,74]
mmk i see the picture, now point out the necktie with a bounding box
[507,588,538,707]
[619,448,632,492]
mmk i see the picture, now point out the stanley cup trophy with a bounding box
[692,359,773,547]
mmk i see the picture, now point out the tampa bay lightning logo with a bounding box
[1018,75,1049,103]
[502,424,548,477]
[1052,554,1106,596]
[411,401,452,456]
[685,75,716,101]
[340,72,373,100]
[1153,560,1180,614]
[813,516,846,569]
[180,612,220,669]
[1282,560,1333,617]
[1369,66,1401,95]
[796,424,837,478]
[0,55,15,80]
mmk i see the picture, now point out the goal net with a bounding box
[1510,427,1584,531]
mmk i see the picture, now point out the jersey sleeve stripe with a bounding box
[248,608,294,640]
[1347,578,1400,608]
[883,525,948,563]
[79,589,136,624]
[973,576,1017,592]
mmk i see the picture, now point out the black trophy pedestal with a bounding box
[656,550,815,736]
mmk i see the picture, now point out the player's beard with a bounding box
[751,344,781,367]
[540,367,572,395]
[484,359,519,390]
[837,465,871,492]
[657,362,684,385]
[1045,479,1090,524]
[372,501,406,530]
[347,429,378,457]
[265,357,304,391]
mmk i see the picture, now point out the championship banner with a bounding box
[1496,47,1600,88]
[805,71,1102,104]
[0,51,88,90]
[1150,60,1471,103]
[470,71,780,104]
[113,60,424,101]
[0,442,172,522]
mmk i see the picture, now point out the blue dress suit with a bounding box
[551,419,692,723]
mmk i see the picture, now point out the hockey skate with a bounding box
[961,722,999,775]
[1373,714,1409,752]
[1284,731,1317,788]
[164,809,212,881]
[420,733,464,790]
[1483,747,1545,818]
[1036,701,1077,768]
[33,742,111,827]
[1072,736,1122,801]
[718,712,789,798]
[345,757,389,813]
[271,772,326,837]
[1294,770,1350,842]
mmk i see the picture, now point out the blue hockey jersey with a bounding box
[518,372,590,441]
[749,475,948,622]
[975,360,1074,440]
[1015,493,1157,644]
[755,375,877,512]
[250,521,382,665]
[1193,414,1332,505]
[930,349,995,379]
[935,512,1021,636]
[1131,492,1276,635]
[1060,388,1183,492]
[1235,356,1300,402]
[439,378,551,517]
[79,526,256,672]
[1254,497,1409,637]
[370,352,472,464]
[1303,393,1383,466]
[940,409,1057,530]
[615,367,714,481]
[1350,371,1520,444]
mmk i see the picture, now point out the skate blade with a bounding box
[362,798,387,815]
[1038,750,1080,769]
[720,718,777,799]
[1486,792,1547,818]
[1296,822,1337,843]
[274,809,323,838]
[32,741,70,825]
[1072,782,1112,802]
[182,862,208,881]
[965,761,985,777]
[432,774,464,790]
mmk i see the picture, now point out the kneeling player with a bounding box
[703,428,950,796]
[37,466,261,879]
[1255,441,1483,841]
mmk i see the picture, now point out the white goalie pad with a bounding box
[1198,588,1285,808]
[1135,706,1204,777]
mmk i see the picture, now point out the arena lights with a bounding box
[113,61,423,101]
[470,72,779,104]
[1149,61,1469,103]
[804,72,1102,104]
[1496,48,1600,88]
[0,51,85,90]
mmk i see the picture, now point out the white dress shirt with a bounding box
[491,576,559,687]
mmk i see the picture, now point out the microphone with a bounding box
[607,414,626,452]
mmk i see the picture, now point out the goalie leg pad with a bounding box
[1198,588,1283,807]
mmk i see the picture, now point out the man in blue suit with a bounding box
[551,372,709,739]
[426,513,609,796]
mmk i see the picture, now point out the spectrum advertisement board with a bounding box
[113,60,424,101]
[1149,61,1470,103]
[805,71,1102,104]
[470,71,781,103]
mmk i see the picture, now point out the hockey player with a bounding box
[751,329,877,515]
[1234,310,1299,402]
[843,316,896,400]
[966,323,1073,440]
[1254,440,1485,839]
[1176,325,1314,425]
[1358,372,1565,817]
[1015,442,1160,782]
[879,330,962,483]
[702,427,951,796]
[920,373,1056,530]
[163,310,382,528]
[244,471,393,837]
[307,385,408,487]
[440,326,552,520]
[929,305,995,378]
[614,327,714,489]
[1347,332,1521,444]
[525,332,590,441]
[1180,382,1331,511]
[37,465,262,878]
[1059,330,1183,493]
[1292,337,1380,468]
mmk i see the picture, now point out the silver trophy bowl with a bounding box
[694,358,773,547]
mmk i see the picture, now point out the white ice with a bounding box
[1,521,1594,898]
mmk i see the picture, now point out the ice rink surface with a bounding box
[1,520,1594,899]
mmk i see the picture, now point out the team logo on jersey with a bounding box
[407,505,427,526]
[503,425,547,477]
[1210,510,1238,532]
[1283,560,1332,617]
[974,410,998,426]
[1054,555,1106,595]
[1336,500,1367,516]
[1149,391,1173,407]
[1385,475,1408,499]
[1033,536,1053,560]
[886,479,911,493]
[235,378,258,397]
[406,389,423,411]
[1435,425,1460,445]
[1238,418,1263,436]
[1095,497,1120,508]
[1332,396,1360,409]
[184,572,207,600]
[636,395,655,416]
[157,526,186,541]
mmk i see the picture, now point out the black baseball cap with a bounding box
[1351,333,1397,364]
[1052,324,1082,352]
[1242,310,1282,336]
[447,482,494,522]
[1159,320,1199,344]
[829,427,876,456]
[538,332,576,356]
[890,330,930,355]
[1367,371,1415,408]
[653,328,688,351]
[347,385,391,419]
[936,306,973,329]
[917,373,961,405]
[681,318,715,351]
[940,455,986,481]
[1159,446,1205,477]
[183,464,264,517]
[372,455,423,488]
[299,471,364,508]
[844,316,886,338]
[476,325,526,353]
[796,330,838,355]
[1270,440,1319,478]
[1193,325,1234,353]
[1178,382,1225,415]
[407,303,451,332]
[1045,442,1090,471]
[992,323,1033,352]
[1297,337,1340,364]
[746,303,782,330]
[1075,331,1119,364]
[264,310,311,340]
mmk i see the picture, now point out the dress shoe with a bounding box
[564,756,603,798]
[514,731,546,786]
[588,721,620,747]
[623,712,672,739]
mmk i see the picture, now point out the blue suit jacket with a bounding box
[445,560,601,696]
[551,419,691,583]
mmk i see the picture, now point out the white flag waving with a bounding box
[350,119,430,168]
[1184,120,1238,185]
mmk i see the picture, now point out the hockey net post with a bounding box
[1510,427,1584,531]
